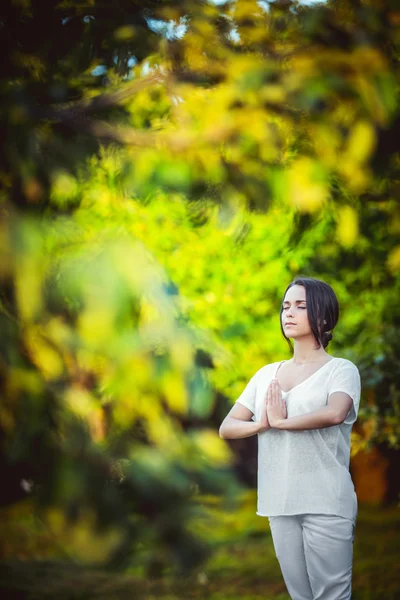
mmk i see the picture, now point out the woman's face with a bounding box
[281,284,310,339]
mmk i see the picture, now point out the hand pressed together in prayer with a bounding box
[266,378,287,428]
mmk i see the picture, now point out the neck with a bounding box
[291,337,329,364]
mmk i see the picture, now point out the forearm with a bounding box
[219,417,266,439]
[274,405,340,431]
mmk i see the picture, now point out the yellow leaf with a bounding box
[78,307,114,347]
[51,171,78,206]
[64,385,98,419]
[336,206,359,247]
[146,412,181,449]
[15,259,43,323]
[346,121,376,164]
[288,158,328,213]
[194,429,232,466]
[387,245,400,273]
[163,371,187,414]
[25,327,64,379]
[114,25,135,41]
[169,336,194,372]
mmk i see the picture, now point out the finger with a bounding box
[265,389,270,404]
[272,380,278,402]
[269,388,274,404]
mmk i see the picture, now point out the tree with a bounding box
[1,0,400,581]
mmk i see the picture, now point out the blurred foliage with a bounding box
[0,500,399,599]
[1,0,400,582]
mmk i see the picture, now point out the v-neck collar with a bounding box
[274,357,337,394]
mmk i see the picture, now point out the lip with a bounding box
[285,323,296,326]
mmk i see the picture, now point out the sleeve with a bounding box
[235,371,259,416]
[328,362,361,425]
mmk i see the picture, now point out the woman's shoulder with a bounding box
[333,356,359,367]
[253,361,278,379]
[331,356,360,374]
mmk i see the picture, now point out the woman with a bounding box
[219,276,361,600]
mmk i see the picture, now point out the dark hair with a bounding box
[280,276,339,352]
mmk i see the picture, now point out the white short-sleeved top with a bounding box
[235,357,361,524]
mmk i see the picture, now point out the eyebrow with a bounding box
[282,300,307,304]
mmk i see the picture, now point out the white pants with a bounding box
[268,513,356,600]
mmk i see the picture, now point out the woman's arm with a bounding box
[274,405,340,430]
[219,402,270,439]
[267,383,354,431]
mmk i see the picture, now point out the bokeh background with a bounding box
[1,0,399,598]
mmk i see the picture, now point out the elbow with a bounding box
[219,424,227,439]
[219,419,232,439]
[331,411,345,425]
